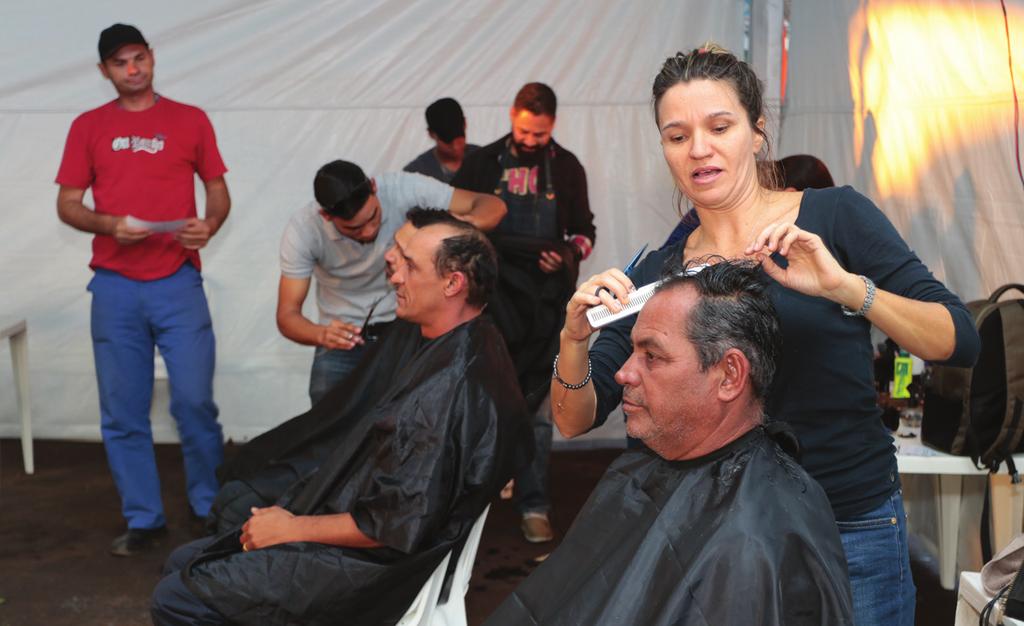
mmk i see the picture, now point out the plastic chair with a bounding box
[397,551,452,626]
[432,504,491,626]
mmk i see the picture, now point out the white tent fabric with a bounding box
[0,1,747,442]
[781,0,1024,301]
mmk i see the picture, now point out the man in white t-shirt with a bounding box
[278,159,505,403]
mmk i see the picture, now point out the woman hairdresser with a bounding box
[551,45,979,626]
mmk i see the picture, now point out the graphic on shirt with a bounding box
[501,166,538,196]
[112,134,166,154]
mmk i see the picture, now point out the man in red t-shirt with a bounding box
[55,23,231,557]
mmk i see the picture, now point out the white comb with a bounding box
[586,282,660,328]
[585,264,707,329]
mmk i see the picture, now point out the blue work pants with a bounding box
[89,264,223,529]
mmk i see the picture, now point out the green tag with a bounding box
[892,355,913,399]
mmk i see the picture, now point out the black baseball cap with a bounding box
[425,98,466,144]
[98,24,149,61]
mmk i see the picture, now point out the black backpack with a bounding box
[922,284,1024,476]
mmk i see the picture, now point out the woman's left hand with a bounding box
[746,222,857,303]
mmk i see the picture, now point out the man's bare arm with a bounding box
[202,176,231,235]
[57,185,150,244]
[177,176,231,250]
[277,275,363,350]
[448,188,506,231]
[240,506,382,550]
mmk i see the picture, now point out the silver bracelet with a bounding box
[842,275,876,317]
[553,354,592,390]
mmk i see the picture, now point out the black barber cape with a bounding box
[485,427,854,626]
[208,320,426,533]
[185,316,529,625]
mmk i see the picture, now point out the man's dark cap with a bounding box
[98,24,149,61]
[425,98,466,143]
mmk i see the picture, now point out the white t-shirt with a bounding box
[279,172,454,325]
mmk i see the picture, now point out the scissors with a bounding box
[595,243,648,299]
[360,296,386,342]
[623,243,648,276]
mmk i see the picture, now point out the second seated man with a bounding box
[153,210,528,625]
[486,260,854,625]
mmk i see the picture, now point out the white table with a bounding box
[895,430,1024,590]
[1,318,33,474]
[955,571,1024,626]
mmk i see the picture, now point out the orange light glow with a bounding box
[849,2,1023,197]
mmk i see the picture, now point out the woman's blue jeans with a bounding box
[837,488,916,626]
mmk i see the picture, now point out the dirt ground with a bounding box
[0,438,953,625]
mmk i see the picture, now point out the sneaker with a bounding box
[109,526,168,557]
[520,512,554,543]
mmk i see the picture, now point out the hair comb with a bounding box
[585,263,707,329]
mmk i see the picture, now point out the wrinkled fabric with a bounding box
[208,320,425,532]
[187,316,528,625]
[485,427,854,626]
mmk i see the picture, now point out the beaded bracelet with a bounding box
[552,354,592,390]
[841,275,876,317]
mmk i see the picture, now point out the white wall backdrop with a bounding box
[0,0,747,443]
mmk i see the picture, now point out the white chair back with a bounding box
[432,504,491,626]
[397,551,452,626]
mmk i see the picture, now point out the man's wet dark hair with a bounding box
[513,82,557,118]
[657,258,781,401]
[313,160,373,220]
[405,208,498,308]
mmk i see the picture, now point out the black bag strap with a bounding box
[983,300,1024,471]
[989,283,1024,303]
[1003,300,1024,450]
[981,584,1008,625]
[965,300,1004,468]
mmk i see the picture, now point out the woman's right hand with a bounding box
[563,268,636,342]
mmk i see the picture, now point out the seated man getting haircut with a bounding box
[151,209,527,625]
[486,260,853,626]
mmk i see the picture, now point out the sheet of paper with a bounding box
[125,215,188,233]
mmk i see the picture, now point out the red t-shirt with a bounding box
[55,96,228,280]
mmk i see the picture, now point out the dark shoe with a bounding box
[110,526,168,557]
[189,509,212,538]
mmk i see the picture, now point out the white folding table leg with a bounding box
[9,328,33,474]
[956,475,987,591]
[938,474,964,590]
